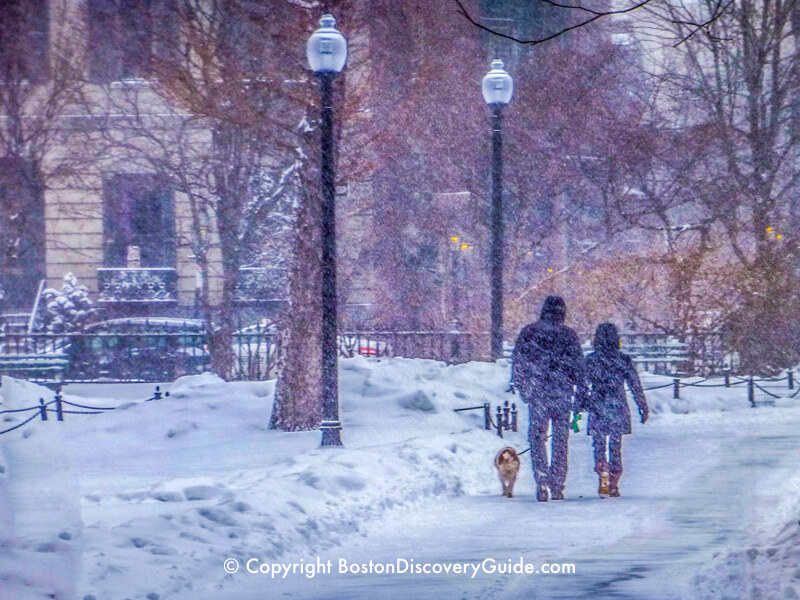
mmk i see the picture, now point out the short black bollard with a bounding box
[483,402,491,430]
[154,386,162,401]
[673,378,680,399]
[748,376,755,408]
[511,403,518,432]
[496,405,504,438]
[724,372,730,388]
[39,398,48,421]
[54,390,64,422]
[503,400,510,430]
[451,335,460,365]
[789,371,794,390]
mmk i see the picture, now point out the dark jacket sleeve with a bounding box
[575,353,595,413]
[511,328,533,402]
[567,330,589,412]
[623,354,648,417]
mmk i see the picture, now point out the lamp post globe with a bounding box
[482,59,513,106]
[306,14,347,74]
[307,14,347,447]
[483,59,512,361]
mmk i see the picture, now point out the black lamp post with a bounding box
[482,59,513,361]
[307,14,347,446]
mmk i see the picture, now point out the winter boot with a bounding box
[598,472,610,498]
[595,460,610,498]
[609,472,621,498]
[550,488,565,501]
[536,484,549,502]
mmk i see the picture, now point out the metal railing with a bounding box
[338,331,473,364]
[0,386,167,436]
[642,371,800,407]
[0,328,474,384]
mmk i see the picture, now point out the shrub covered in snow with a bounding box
[41,273,97,333]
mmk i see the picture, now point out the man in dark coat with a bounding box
[578,322,648,498]
[512,296,588,502]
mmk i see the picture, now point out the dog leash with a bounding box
[511,415,579,457]
[516,430,555,456]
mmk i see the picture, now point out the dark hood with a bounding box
[593,322,620,352]
[540,295,567,324]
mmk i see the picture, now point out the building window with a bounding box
[103,174,176,268]
[87,0,177,83]
[0,158,45,309]
[0,0,49,82]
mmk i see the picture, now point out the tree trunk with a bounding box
[209,264,237,380]
[271,167,323,431]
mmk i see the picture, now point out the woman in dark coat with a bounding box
[580,323,648,497]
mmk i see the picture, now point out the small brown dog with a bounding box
[494,446,521,498]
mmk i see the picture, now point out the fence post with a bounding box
[724,371,730,388]
[748,377,755,408]
[503,400,510,430]
[483,402,491,430]
[154,385,162,401]
[39,398,48,421]
[449,319,462,365]
[673,378,680,399]
[789,371,794,390]
[511,403,518,432]
[55,389,64,422]
[496,405,504,438]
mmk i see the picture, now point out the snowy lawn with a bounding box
[1,358,799,599]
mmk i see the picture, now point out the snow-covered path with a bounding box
[4,364,800,600]
[211,412,800,600]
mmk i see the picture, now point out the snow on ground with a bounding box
[0,359,799,599]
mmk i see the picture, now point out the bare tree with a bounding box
[79,1,310,379]
[0,1,85,312]
[565,0,800,372]
[644,0,800,372]
[454,0,735,48]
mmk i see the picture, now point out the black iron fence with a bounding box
[0,328,473,384]
[338,331,473,363]
[650,372,800,407]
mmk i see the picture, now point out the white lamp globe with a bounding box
[306,14,347,74]
[482,59,513,105]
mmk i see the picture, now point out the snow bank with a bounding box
[641,373,766,415]
[0,358,523,598]
[1,359,797,599]
[693,519,800,599]
[0,443,11,545]
[0,378,79,599]
[692,459,800,600]
[168,372,226,397]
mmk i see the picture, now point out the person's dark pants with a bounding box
[592,433,623,475]
[529,411,571,493]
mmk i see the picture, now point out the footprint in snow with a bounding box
[151,490,184,503]
[166,421,198,438]
[198,507,238,527]
[183,485,225,501]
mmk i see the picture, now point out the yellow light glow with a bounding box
[777,234,782,239]
[461,244,469,249]
[451,236,458,242]
[766,227,773,232]
[547,268,553,273]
